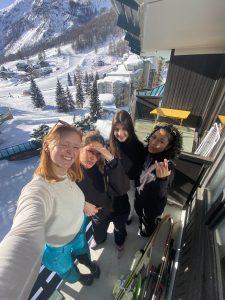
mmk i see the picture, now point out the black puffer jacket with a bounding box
[77,158,130,218]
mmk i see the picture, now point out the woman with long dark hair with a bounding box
[109,110,145,225]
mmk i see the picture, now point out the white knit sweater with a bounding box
[0,176,85,300]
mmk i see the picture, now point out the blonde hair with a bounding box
[35,124,83,182]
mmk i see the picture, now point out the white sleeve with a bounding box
[0,180,52,300]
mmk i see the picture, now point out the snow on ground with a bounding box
[0,43,126,241]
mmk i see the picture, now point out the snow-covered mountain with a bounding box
[0,0,112,57]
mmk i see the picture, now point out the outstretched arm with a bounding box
[0,181,51,300]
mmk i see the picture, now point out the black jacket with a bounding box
[117,139,145,183]
[77,158,130,218]
[136,150,175,216]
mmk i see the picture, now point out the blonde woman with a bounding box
[0,121,100,300]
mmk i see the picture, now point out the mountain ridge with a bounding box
[0,0,112,57]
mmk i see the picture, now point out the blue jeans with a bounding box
[42,215,90,283]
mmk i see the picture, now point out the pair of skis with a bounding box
[112,215,173,300]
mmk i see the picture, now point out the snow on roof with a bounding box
[99,93,114,101]
[99,93,115,105]
[98,75,130,83]
[124,54,143,65]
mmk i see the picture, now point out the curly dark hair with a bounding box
[145,124,183,159]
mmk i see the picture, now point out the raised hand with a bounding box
[88,143,114,162]
[155,159,171,178]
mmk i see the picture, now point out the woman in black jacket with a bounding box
[77,131,130,257]
[109,110,145,225]
[135,124,183,237]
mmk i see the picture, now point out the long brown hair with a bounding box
[109,110,140,158]
[35,123,83,182]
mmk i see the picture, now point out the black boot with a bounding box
[89,262,101,278]
[77,254,101,279]
[79,273,94,286]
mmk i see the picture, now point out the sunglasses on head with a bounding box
[49,119,73,133]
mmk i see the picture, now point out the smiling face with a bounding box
[47,131,81,176]
[79,141,103,169]
[148,128,171,154]
[114,123,129,142]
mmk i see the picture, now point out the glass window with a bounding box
[206,158,225,208]
[215,217,225,297]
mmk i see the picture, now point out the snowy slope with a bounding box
[0,42,121,241]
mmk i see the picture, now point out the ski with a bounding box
[112,215,173,300]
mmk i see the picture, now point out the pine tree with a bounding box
[66,87,75,111]
[67,73,73,86]
[76,81,85,108]
[31,124,50,146]
[90,79,102,121]
[55,79,69,112]
[95,72,99,81]
[86,80,92,96]
[84,72,90,94]
[73,73,77,85]
[89,72,94,82]
[75,65,83,82]
[84,71,89,86]
[30,77,46,108]
[74,115,96,133]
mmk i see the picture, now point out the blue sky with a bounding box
[0,0,15,10]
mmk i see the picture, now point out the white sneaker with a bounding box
[90,238,97,249]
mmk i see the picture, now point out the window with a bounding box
[206,158,225,209]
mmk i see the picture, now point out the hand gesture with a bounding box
[155,159,171,178]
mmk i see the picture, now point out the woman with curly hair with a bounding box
[135,123,183,237]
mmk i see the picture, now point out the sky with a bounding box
[0,0,14,10]
[0,42,138,241]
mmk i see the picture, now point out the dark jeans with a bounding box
[134,196,166,236]
[92,210,129,246]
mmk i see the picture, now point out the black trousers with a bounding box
[91,210,129,246]
[134,194,166,235]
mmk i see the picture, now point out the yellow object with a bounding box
[218,115,225,125]
[150,107,191,125]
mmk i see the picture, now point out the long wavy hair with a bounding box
[145,123,183,159]
[80,130,105,173]
[109,110,140,158]
[35,124,83,182]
